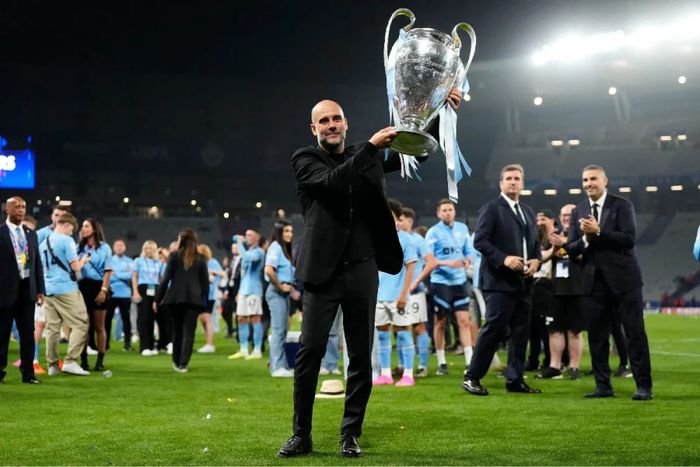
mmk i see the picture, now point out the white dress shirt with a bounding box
[582,190,608,248]
[500,192,528,262]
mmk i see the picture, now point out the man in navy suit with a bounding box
[463,164,542,396]
[550,164,652,400]
[0,196,45,384]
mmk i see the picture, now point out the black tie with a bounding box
[592,203,599,222]
[514,203,526,224]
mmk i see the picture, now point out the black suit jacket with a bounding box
[474,196,541,293]
[564,192,643,295]
[155,251,209,309]
[292,141,404,285]
[0,222,45,307]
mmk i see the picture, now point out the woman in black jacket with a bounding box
[155,228,209,373]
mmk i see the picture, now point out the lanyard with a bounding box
[9,226,29,257]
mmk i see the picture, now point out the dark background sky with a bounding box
[0,0,697,215]
[2,0,691,81]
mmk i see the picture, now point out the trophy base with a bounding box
[390,128,439,157]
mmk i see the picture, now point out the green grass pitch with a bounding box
[0,314,698,465]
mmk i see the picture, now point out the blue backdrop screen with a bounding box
[0,149,35,189]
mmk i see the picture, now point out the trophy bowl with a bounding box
[384,9,475,157]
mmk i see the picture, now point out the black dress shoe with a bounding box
[584,388,615,398]
[278,435,312,458]
[506,381,542,394]
[632,388,653,401]
[462,378,489,396]
[340,433,362,458]
[22,376,41,384]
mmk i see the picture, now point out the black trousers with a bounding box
[221,296,236,336]
[170,303,199,367]
[0,279,35,380]
[155,303,172,350]
[106,297,132,350]
[137,284,157,352]
[528,279,552,368]
[293,258,378,438]
[610,310,629,367]
[466,290,531,384]
[585,273,652,390]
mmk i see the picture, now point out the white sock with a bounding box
[403,367,414,379]
[464,346,473,366]
[437,350,446,365]
[381,368,392,377]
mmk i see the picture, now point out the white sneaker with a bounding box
[245,350,262,360]
[271,368,294,378]
[197,344,216,354]
[141,349,156,356]
[62,361,90,376]
[86,347,98,356]
[166,343,173,355]
[48,365,60,376]
[319,367,330,376]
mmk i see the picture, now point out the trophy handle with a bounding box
[451,23,477,82]
[384,8,415,70]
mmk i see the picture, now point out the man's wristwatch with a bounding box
[100,286,109,293]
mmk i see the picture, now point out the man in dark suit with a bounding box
[279,91,462,458]
[0,196,45,384]
[463,164,542,396]
[550,164,652,400]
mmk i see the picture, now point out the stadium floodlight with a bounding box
[608,86,618,96]
[659,135,673,142]
[123,197,129,204]
[670,185,683,191]
[464,94,471,102]
[677,134,688,141]
[569,188,582,194]
[190,199,197,206]
[36,200,42,205]
[521,189,533,196]
[627,26,662,50]
[645,186,658,192]
[550,139,565,147]
[619,187,632,193]
[255,201,263,208]
[54,196,60,202]
[669,15,700,41]
[544,189,557,196]
[533,96,543,106]
[678,75,687,84]
[531,30,626,65]
[568,139,581,146]
[223,212,230,219]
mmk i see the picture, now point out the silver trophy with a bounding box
[384,8,476,157]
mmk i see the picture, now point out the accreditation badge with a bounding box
[19,253,27,265]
